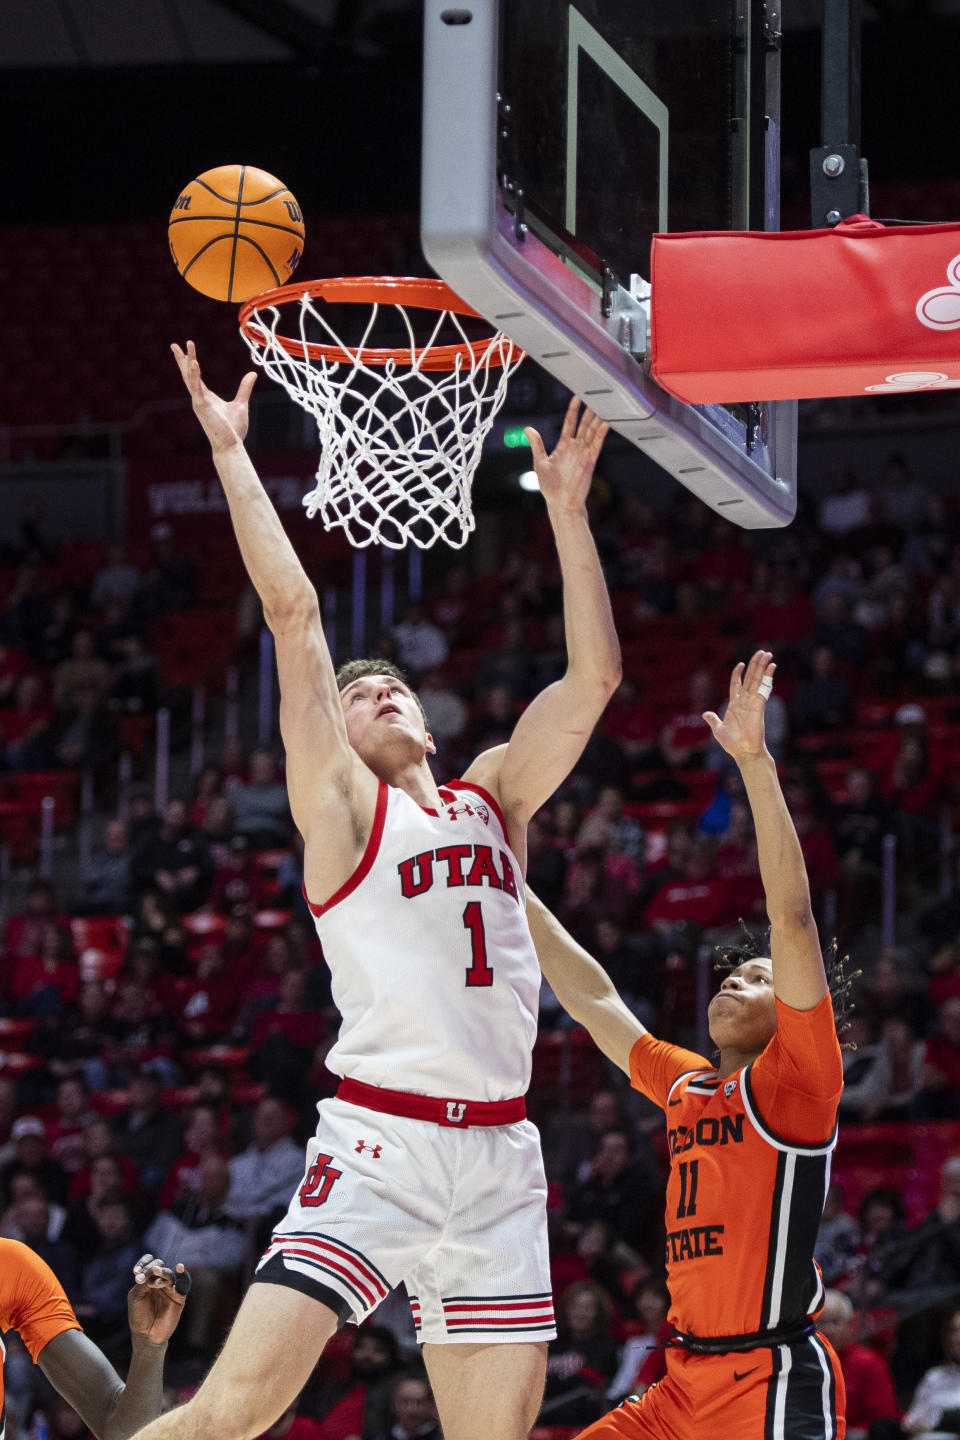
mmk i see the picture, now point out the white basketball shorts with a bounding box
[253,1095,556,1344]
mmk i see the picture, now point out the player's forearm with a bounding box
[210,438,317,622]
[102,1338,168,1440]
[737,752,812,926]
[527,891,643,1071]
[548,503,622,697]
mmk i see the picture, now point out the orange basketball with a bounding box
[168,164,305,303]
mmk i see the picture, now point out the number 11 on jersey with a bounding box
[463,901,494,986]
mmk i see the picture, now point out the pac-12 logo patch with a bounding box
[724,1078,738,1098]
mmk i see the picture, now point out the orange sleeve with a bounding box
[0,1239,81,1361]
[748,993,843,1145]
[629,1033,712,1110]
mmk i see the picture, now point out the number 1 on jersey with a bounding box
[463,901,493,986]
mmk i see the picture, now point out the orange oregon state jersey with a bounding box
[629,993,843,1339]
[0,1239,81,1438]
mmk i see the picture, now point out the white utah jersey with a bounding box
[306,778,540,1100]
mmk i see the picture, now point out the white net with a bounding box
[240,287,525,549]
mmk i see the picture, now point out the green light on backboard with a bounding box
[503,426,531,449]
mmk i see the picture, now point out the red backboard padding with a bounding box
[650,216,960,403]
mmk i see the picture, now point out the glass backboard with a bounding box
[421,0,798,527]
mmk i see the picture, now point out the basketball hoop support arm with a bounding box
[810,0,870,227]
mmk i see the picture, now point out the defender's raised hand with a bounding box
[525,396,609,512]
[702,649,776,764]
[171,340,257,454]
[128,1253,190,1346]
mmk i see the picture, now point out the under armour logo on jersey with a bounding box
[724,1078,738,1098]
[445,1101,466,1123]
[355,1140,382,1157]
[445,799,476,819]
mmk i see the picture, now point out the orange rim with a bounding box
[238,275,524,371]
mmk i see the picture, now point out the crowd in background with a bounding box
[3,446,960,1437]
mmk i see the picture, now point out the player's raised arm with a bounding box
[526,889,645,1073]
[171,343,374,854]
[703,650,828,1011]
[465,397,620,829]
[37,1254,188,1440]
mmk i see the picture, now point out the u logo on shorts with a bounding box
[445,1101,467,1123]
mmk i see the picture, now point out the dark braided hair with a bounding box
[714,920,861,1048]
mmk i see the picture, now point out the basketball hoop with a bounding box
[238,277,525,550]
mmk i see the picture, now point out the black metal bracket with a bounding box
[810,0,870,227]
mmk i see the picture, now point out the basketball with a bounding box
[168,164,305,303]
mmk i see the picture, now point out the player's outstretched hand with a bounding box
[128,1253,191,1346]
[525,396,609,513]
[171,340,257,454]
[702,649,776,765]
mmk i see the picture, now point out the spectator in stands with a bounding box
[860,950,934,1038]
[1,1119,69,1205]
[209,834,263,913]
[602,676,664,773]
[229,750,292,849]
[53,630,112,709]
[223,1095,303,1232]
[587,918,655,1028]
[902,1308,960,1437]
[816,1289,901,1440]
[126,784,161,847]
[51,678,118,778]
[17,1190,81,1301]
[607,1277,672,1404]
[199,795,239,861]
[141,522,195,613]
[815,1183,861,1289]
[172,945,239,1048]
[0,1076,17,1168]
[11,921,79,1017]
[565,1126,660,1254]
[391,601,449,677]
[90,543,142,613]
[818,465,871,537]
[369,1371,441,1440]
[145,1154,245,1365]
[0,672,53,769]
[791,645,852,735]
[251,970,325,1094]
[61,1154,131,1255]
[189,765,226,827]
[157,1102,225,1212]
[108,978,177,1085]
[112,1063,183,1196]
[918,995,960,1119]
[840,1015,925,1123]
[416,667,468,771]
[301,1324,399,1439]
[74,816,133,915]
[541,1280,619,1429]
[473,616,535,697]
[470,682,517,753]
[550,1218,634,1307]
[40,976,117,1090]
[130,798,215,913]
[75,1193,143,1358]
[882,1158,960,1322]
[853,1187,908,1308]
[811,590,870,667]
[659,670,714,768]
[0,1171,66,1245]
[0,637,35,705]
[47,1076,97,1175]
[833,767,897,929]
[7,878,69,958]
[107,634,161,715]
[68,1117,141,1204]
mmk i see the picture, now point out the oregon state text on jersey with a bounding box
[305,779,540,1101]
[629,993,843,1339]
